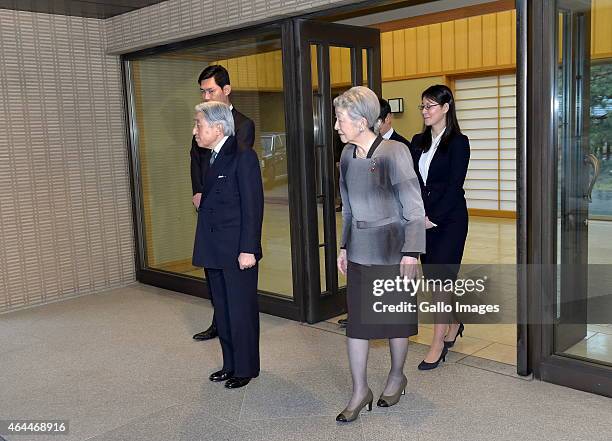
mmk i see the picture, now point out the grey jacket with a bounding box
[339,137,426,265]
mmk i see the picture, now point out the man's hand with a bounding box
[192,192,202,209]
[337,249,348,276]
[400,256,418,279]
[238,253,256,270]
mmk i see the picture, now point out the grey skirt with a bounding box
[346,261,418,340]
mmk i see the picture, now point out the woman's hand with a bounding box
[337,249,348,276]
[400,256,418,279]
[425,216,435,229]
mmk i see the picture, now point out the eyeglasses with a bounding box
[417,103,440,111]
[199,88,217,96]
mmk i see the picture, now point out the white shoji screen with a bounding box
[454,74,517,213]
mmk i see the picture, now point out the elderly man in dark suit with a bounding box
[192,101,264,389]
[191,65,256,341]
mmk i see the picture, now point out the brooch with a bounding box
[369,159,377,173]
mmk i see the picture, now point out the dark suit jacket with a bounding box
[190,107,255,195]
[409,132,470,226]
[389,129,411,149]
[192,136,264,269]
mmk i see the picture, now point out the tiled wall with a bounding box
[0,9,135,313]
[0,0,353,313]
[104,0,351,54]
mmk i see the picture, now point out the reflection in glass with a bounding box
[555,2,612,366]
[362,48,369,86]
[311,44,327,293]
[330,47,352,290]
[130,32,294,297]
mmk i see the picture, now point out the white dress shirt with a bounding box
[381,127,394,140]
[418,128,445,185]
[213,136,229,155]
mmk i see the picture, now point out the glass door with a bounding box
[554,0,591,352]
[554,0,612,366]
[293,19,381,323]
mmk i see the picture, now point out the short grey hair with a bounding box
[194,101,235,136]
[333,86,380,129]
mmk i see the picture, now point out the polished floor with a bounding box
[169,212,612,367]
[2,284,612,441]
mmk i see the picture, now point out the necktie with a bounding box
[209,150,218,165]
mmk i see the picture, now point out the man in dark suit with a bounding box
[191,65,256,341]
[192,101,264,388]
[378,98,411,148]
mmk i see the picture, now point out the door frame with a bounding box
[525,0,612,397]
[292,18,382,323]
[122,21,306,321]
[120,0,612,395]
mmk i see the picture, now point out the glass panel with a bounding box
[311,44,326,293]
[330,46,352,290]
[555,1,612,366]
[589,61,612,215]
[130,32,293,297]
[362,48,369,86]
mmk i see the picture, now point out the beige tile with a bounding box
[564,333,612,364]
[409,325,435,346]
[447,336,494,356]
[471,342,517,366]
[326,313,347,324]
[409,326,491,356]
[461,324,517,346]
[587,324,612,335]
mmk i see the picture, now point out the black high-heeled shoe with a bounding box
[417,346,448,371]
[444,323,465,349]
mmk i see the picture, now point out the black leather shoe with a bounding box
[225,377,251,389]
[444,323,465,349]
[418,346,448,371]
[209,370,234,382]
[338,318,348,328]
[193,324,218,340]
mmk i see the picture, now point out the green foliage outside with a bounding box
[590,63,612,191]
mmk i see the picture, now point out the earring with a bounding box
[359,126,364,132]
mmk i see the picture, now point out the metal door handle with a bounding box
[584,153,600,202]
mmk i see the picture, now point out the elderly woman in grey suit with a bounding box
[335,86,426,422]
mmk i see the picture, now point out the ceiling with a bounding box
[0,0,167,19]
[335,0,500,26]
[0,0,512,22]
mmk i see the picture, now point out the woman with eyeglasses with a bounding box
[409,84,470,370]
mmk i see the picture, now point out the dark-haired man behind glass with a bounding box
[378,98,411,148]
[191,65,255,341]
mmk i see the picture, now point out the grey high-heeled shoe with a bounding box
[336,388,373,423]
[377,374,407,407]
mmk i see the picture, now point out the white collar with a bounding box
[431,128,445,147]
[382,127,394,140]
[212,136,229,155]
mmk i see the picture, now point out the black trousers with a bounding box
[206,265,260,378]
[204,268,217,328]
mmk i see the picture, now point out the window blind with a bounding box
[455,73,516,213]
